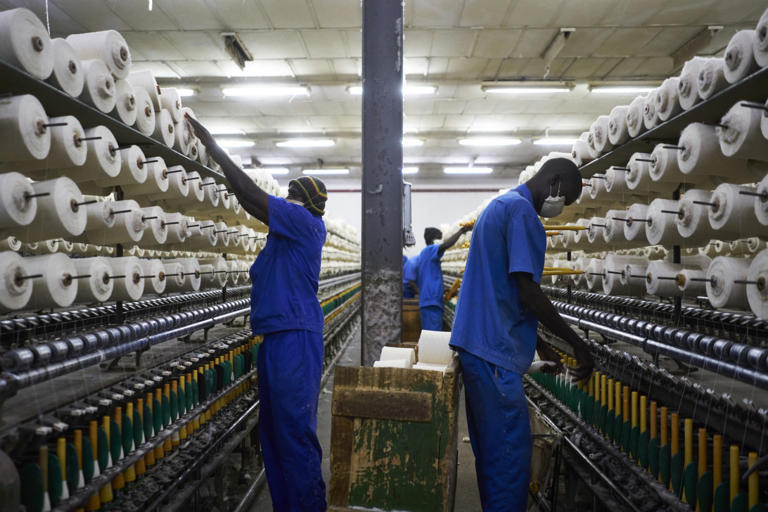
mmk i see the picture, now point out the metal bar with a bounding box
[361,0,404,365]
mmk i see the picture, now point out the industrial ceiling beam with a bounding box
[360,0,404,365]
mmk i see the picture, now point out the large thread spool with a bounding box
[128,70,161,111]
[602,254,647,295]
[746,248,768,319]
[754,173,768,225]
[71,257,113,304]
[166,258,201,292]
[723,30,758,83]
[0,251,33,312]
[706,256,751,309]
[649,144,685,184]
[0,172,37,230]
[585,258,605,291]
[607,105,629,145]
[112,79,137,126]
[4,177,87,241]
[718,101,768,162]
[9,115,87,176]
[79,59,116,113]
[626,153,652,191]
[626,95,647,137]
[655,77,681,121]
[121,158,169,197]
[646,260,685,297]
[132,86,155,136]
[25,253,78,309]
[590,115,612,154]
[623,203,649,242]
[139,206,169,246]
[676,188,716,244]
[0,8,54,79]
[678,57,709,110]
[64,125,121,185]
[48,38,84,98]
[697,58,727,99]
[162,261,186,292]
[138,258,166,295]
[147,165,188,201]
[108,256,145,301]
[677,268,708,297]
[152,108,175,148]
[0,94,51,162]
[642,90,659,130]
[646,199,681,245]
[678,122,733,176]
[707,183,763,237]
[110,145,148,187]
[65,30,131,79]
[159,87,183,122]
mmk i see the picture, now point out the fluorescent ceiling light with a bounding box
[403,166,419,175]
[216,138,254,148]
[483,86,570,94]
[590,85,656,94]
[459,137,521,147]
[402,137,424,147]
[222,85,309,97]
[276,138,335,148]
[346,84,437,96]
[210,128,246,135]
[263,167,290,175]
[443,166,493,175]
[534,136,578,145]
[176,88,196,97]
[302,168,349,175]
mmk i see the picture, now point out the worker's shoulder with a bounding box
[487,188,535,216]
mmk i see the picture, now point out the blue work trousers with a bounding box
[459,350,531,512]
[419,305,444,331]
[257,329,326,512]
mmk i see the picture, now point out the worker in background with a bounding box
[402,252,418,298]
[187,115,327,512]
[409,225,472,330]
[450,158,594,512]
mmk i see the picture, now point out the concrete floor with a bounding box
[251,329,482,511]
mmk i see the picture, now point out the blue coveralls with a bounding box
[403,254,418,299]
[249,196,327,512]
[414,244,444,331]
[449,184,546,512]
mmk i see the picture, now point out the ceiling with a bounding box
[11,0,767,181]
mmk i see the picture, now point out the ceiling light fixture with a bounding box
[222,84,309,97]
[263,167,290,175]
[346,84,437,96]
[459,137,521,147]
[216,138,255,148]
[402,166,419,175]
[302,168,350,175]
[482,86,570,95]
[402,137,424,147]
[589,85,657,94]
[276,138,335,148]
[443,166,493,175]
[533,136,578,146]
[176,88,196,97]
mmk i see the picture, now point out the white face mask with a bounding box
[539,182,566,218]
[432,239,443,245]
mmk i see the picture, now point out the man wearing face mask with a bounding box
[409,225,472,330]
[449,158,594,511]
[187,114,328,512]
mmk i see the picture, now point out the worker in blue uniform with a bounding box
[402,253,418,298]
[409,225,472,331]
[450,158,594,512]
[188,115,327,512]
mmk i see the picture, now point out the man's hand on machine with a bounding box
[527,360,560,375]
[568,343,594,382]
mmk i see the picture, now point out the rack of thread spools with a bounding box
[439,12,768,509]
[0,7,363,512]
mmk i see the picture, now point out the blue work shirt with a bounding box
[249,196,327,335]
[403,254,419,298]
[450,185,546,374]
[415,244,444,308]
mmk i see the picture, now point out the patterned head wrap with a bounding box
[288,176,328,216]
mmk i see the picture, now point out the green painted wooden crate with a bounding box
[329,362,461,512]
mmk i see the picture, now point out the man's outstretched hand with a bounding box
[185,113,215,148]
[568,345,594,382]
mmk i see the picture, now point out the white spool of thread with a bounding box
[215,221,230,247]
[121,158,169,197]
[0,94,51,162]
[139,259,166,295]
[163,261,187,293]
[678,122,732,176]
[197,177,220,211]
[718,102,768,162]
[0,251,32,311]
[164,213,189,245]
[602,166,628,195]
[199,263,218,289]
[110,145,148,186]
[5,178,86,241]
[754,173,768,225]
[9,115,87,176]
[109,257,145,301]
[746,249,768,319]
[646,199,681,246]
[182,171,205,204]
[65,125,121,187]
[167,258,201,292]
[227,260,240,285]
[152,108,175,147]
[590,115,612,154]
[200,257,229,287]
[747,237,767,254]
[678,57,708,110]
[132,87,155,136]
[0,172,36,229]
[623,203,649,241]
[646,260,685,297]
[697,58,728,99]
[642,90,659,130]
[620,262,647,294]
[417,330,453,364]
[708,183,763,236]
[139,206,168,246]
[655,77,681,121]
[676,268,708,297]
[571,139,594,166]
[148,165,188,201]
[607,105,629,145]
[649,143,684,183]
[0,8,54,79]
[91,200,145,245]
[626,153,652,191]
[26,253,78,309]
[79,59,116,113]
[112,79,137,126]
[160,87,183,122]
[723,30,758,83]
[71,257,113,304]
[754,9,768,67]
[602,254,645,295]
[626,95,646,138]
[585,217,606,245]
[602,210,630,245]
[175,108,196,155]
[585,259,604,291]
[0,236,22,252]
[66,30,131,80]
[74,200,116,240]
[48,38,84,97]
[706,256,751,309]
[128,70,161,111]
[588,175,607,202]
